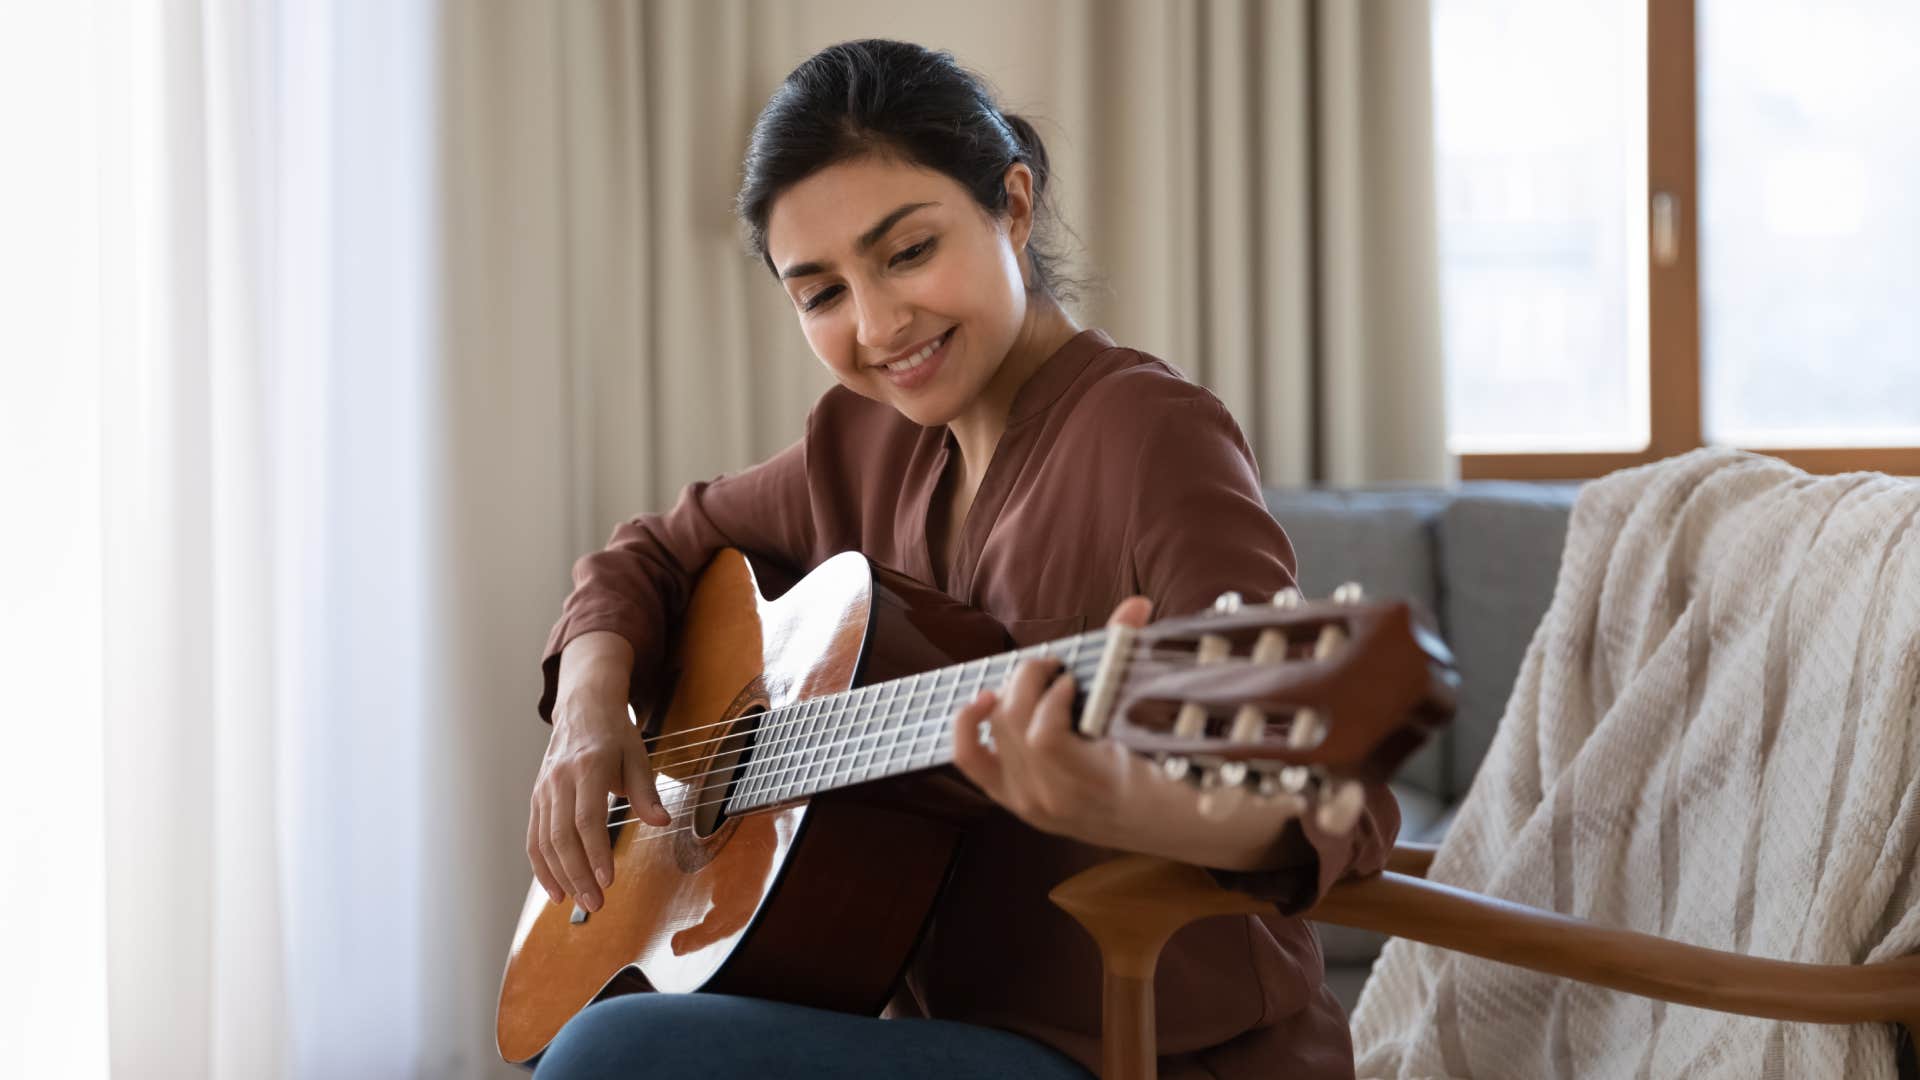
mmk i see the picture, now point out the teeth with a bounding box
[885,330,948,373]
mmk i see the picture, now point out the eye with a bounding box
[801,285,842,313]
[890,238,935,267]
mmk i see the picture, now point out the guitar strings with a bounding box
[627,637,1240,765]
[613,652,1213,798]
[574,658,1304,838]
[635,632,1119,754]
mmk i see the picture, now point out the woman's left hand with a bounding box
[950,596,1341,872]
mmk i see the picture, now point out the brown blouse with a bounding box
[538,328,1400,1079]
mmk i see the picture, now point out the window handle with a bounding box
[1652,191,1681,266]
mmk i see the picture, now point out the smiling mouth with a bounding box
[880,328,954,374]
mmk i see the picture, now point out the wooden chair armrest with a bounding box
[1313,871,1920,1032]
[1383,841,1438,878]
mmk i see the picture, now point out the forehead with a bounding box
[765,156,967,269]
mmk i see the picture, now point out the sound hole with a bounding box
[689,708,764,840]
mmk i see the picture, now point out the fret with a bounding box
[736,707,763,810]
[864,676,904,783]
[852,679,881,783]
[942,656,991,767]
[934,663,962,767]
[747,702,783,807]
[914,666,954,773]
[743,700,791,810]
[877,672,914,780]
[823,686,859,794]
[811,687,855,796]
[772,698,816,806]
[786,693,825,801]
[768,699,811,805]
[848,680,880,785]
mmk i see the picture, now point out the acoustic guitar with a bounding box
[496,548,1457,1067]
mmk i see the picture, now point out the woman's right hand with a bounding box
[528,631,670,913]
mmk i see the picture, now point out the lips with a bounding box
[876,327,955,391]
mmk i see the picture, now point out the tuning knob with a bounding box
[1279,765,1313,794]
[1287,708,1324,749]
[1271,586,1303,608]
[1314,780,1367,834]
[1211,591,1244,613]
[1331,582,1366,604]
[1160,755,1192,782]
[1217,760,1249,788]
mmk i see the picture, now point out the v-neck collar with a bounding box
[920,327,1118,601]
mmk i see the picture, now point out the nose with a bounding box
[851,282,912,357]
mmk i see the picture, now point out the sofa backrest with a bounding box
[1262,483,1578,802]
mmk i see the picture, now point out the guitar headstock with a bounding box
[1078,584,1458,830]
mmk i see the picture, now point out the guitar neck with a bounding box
[723,627,1113,813]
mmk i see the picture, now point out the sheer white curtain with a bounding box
[0,1,503,1076]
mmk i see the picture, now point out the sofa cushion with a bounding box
[1262,490,1451,798]
[1435,483,1577,799]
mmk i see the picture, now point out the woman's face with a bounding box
[764,155,1035,428]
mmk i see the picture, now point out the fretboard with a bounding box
[724,628,1113,812]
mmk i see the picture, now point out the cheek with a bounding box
[800,312,858,380]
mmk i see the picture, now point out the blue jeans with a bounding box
[532,993,1094,1079]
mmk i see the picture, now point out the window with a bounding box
[1434,0,1920,478]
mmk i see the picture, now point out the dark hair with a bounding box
[736,39,1078,301]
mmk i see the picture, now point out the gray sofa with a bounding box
[1261,482,1582,1013]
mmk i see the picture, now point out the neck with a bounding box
[725,626,1112,812]
[945,295,1081,477]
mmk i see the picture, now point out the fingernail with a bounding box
[584,893,601,912]
[547,888,562,905]
[595,866,612,888]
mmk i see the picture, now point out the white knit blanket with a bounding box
[1351,448,1920,1079]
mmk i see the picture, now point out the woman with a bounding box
[528,39,1398,1080]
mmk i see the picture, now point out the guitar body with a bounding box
[495,550,1012,1067]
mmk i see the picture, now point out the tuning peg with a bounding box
[1331,582,1366,604]
[1271,586,1303,608]
[1160,755,1192,782]
[1314,780,1367,835]
[1211,591,1244,613]
[1217,760,1249,787]
[1287,708,1323,749]
[1228,705,1265,745]
[1248,630,1287,666]
[1313,623,1346,660]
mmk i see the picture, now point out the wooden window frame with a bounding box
[1460,0,1920,482]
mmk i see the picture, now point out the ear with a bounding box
[1001,161,1037,257]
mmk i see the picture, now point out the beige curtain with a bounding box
[443,0,1448,560]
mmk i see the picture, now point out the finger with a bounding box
[527,798,565,904]
[1001,657,1061,718]
[950,690,1004,795]
[575,780,616,892]
[1108,595,1153,629]
[620,737,670,828]
[545,778,602,911]
[1027,671,1078,748]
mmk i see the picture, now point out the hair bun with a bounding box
[1000,112,1051,193]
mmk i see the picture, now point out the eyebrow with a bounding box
[778,201,940,280]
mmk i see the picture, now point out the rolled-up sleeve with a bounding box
[537,429,817,725]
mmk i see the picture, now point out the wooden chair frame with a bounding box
[1052,849,1920,1080]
